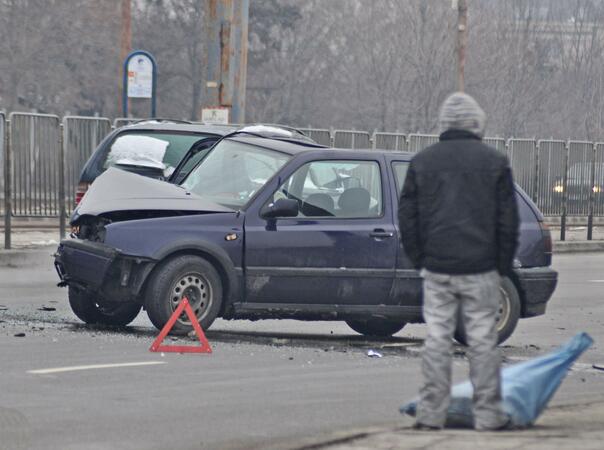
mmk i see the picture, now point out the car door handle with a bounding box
[370,229,394,238]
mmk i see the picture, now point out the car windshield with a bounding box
[104,131,210,177]
[181,139,290,208]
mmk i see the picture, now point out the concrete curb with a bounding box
[0,246,57,268]
[553,240,604,253]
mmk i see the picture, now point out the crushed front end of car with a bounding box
[54,168,236,326]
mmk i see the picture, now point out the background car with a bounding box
[551,162,604,214]
[75,120,238,204]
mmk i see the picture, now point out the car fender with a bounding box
[148,239,241,312]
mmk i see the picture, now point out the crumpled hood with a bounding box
[73,168,232,220]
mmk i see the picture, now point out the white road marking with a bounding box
[27,361,166,375]
[588,280,604,283]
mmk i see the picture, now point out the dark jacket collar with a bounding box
[439,129,482,141]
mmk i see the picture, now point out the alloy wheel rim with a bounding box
[170,272,212,325]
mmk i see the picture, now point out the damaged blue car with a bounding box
[55,129,558,343]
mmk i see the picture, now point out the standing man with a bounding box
[398,92,519,431]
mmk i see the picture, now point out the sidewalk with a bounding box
[279,400,604,450]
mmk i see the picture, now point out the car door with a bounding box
[243,155,397,306]
[390,159,423,309]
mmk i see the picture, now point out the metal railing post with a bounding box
[59,122,66,240]
[587,142,596,240]
[532,139,539,203]
[4,119,11,249]
[560,141,569,241]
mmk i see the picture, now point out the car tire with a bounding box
[454,277,521,346]
[346,318,406,337]
[145,255,223,335]
[68,287,142,326]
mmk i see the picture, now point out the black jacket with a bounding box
[398,129,519,275]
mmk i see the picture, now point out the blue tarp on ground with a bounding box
[401,332,594,428]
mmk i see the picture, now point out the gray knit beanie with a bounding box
[438,92,486,138]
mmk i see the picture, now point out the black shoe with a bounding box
[412,422,442,431]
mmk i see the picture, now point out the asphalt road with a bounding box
[1,252,604,450]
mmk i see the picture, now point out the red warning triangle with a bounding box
[149,297,212,353]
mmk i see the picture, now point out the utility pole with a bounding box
[120,0,132,115]
[455,0,468,92]
[203,0,249,124]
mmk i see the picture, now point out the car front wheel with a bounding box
[68,287,142,326]
[145,255,223,335]
[454,276,521,346]
[346,318,406,337]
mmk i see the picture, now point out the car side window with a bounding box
[392,161,410,198]
[272,160,383,218]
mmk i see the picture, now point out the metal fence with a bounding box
[594,143,604,217]
[484,137,507,154]
[0,111,5,217]
[508,139,538,201]
[63,116,112,207]
[299,128,332,146]
[333,130,371,149]
[5,114,604,248]
[566,141,594,216]
[373,132,407,151]
[407,134,439,153]
[9,113,62,217]
[536,140,566,216]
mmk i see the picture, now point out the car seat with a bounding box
[338,187,371,217]
[302,193,335,217]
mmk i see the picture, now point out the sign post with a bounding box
[122,50,157,117]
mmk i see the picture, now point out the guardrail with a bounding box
[2,113,604,248]
[63,116,112,207]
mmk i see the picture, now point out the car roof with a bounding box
[119,121,239,136]
[229,136,415,159]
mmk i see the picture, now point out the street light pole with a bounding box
[204,0,249,124]
[456,0,468,92]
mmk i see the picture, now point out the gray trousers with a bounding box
[416,269,509,430]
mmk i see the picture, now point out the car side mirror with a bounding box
[260,198,299,219]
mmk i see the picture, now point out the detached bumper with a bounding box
[55,239,155,301]
[515,266,558,318]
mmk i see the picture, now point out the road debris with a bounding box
[592,363,604,371]
[0,305,7,311]
[37,306,56,311]
[367,349,383,358]
[14,333,25,337]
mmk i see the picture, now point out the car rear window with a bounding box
[103,131,210,176]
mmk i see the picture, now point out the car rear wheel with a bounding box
[454,277,521,346]
[346,318,406,337]
[68,287,142,326]
[145,255,223,335]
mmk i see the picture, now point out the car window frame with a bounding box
[265,157,387,220]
